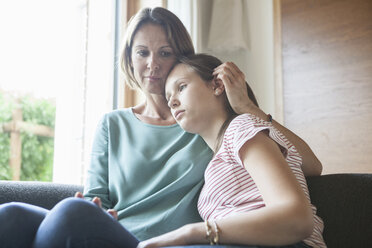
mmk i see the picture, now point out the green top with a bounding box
[84,108,213,241]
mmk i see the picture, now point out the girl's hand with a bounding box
[74,192,118,220]
[213,62,259,115]
[137,227,188,248]
[137,224,204,248]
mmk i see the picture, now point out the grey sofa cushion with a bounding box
[0,180,83,210]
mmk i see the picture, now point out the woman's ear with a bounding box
[212,78,225,96]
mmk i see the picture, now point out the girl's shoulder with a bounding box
[227,114,300,160]
[227,113,272,134]
[218,114,268,158]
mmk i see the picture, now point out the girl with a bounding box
[138,54,326,248]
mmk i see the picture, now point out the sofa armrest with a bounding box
[306,173,372,248]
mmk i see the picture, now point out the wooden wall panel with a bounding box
[280,0,372,174]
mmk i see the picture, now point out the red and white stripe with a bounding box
[198,114,326,248]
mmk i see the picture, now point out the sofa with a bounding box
[1,173,371,248]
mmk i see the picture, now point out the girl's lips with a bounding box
[174,110,185,120]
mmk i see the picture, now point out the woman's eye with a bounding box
[137,50,149,57]
[160,51,172,57]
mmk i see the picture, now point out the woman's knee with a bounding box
[0,202,26,217]
[51,197,103,219]
[0,202,48,247]
[37,197,108,231]
[34,198,136,248]
[0,202,47,223]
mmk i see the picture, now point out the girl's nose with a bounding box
[168,96,179,109]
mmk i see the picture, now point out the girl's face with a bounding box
[165,64,221,134]
[131,23,176,96]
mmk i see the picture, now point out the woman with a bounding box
[137,54,326,248]
[83,10,213,241]
[0,7,322,248]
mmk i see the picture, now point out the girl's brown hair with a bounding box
[120,7,194,89]
[175,54,259,152]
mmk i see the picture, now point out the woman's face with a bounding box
[131,23,176,96]
[165,64,219,134]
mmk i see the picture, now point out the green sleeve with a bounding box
[83,114,112,209]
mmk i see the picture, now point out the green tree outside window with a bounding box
[0,92,55,181]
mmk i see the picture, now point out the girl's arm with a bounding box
[207,131,314,245]
[138,132,314,248]
[213,62,322,176]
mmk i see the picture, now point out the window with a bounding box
[53,0,119,184]
[0,0,119,184]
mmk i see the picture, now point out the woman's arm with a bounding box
[213,62,322,176]
[138,132,314,248]
[83,115,112,209]
[267,118,322,176]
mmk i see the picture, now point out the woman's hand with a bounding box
[213,62,262,116]
[74,192,118,219]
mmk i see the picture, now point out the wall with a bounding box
[243,1,276,119]
[281,0,372,174]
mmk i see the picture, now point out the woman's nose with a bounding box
[147,55,159,71]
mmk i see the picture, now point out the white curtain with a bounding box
[167,0,250,53]
[207,0,250,52]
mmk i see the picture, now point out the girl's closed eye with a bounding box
[179,84,187,92]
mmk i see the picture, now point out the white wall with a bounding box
[244,1,275,118]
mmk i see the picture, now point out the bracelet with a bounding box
[267,114,273,123]
[205,220,220,245]
[205,220,213,244]
[212,221,220,245]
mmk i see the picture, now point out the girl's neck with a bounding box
[199,112,232,153]
[213,114,236,152]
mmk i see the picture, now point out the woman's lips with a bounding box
[174,110,185,120]
[146,76,161,82]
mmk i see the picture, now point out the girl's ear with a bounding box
[212,78,225,96]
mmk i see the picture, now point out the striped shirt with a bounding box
[198,114,326,247]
